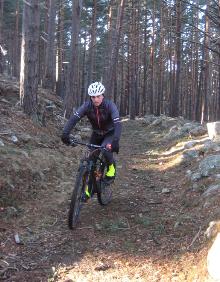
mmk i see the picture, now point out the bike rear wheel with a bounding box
[97,181,113,205]
[68,167,88,229]
[97,161,113,205]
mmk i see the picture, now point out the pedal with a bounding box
[82,194,90,202]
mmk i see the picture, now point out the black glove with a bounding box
[61,133,70,145]
[111,138,119,154]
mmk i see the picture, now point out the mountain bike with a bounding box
[68,139,114,229]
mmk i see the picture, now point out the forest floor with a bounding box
[0,78,217,281]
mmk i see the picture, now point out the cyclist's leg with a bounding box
[101,132,114,164]
[101,133,116,180]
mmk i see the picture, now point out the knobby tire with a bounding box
[97,158,113,206]
[68,167,88,229]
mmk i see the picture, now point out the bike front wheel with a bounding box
[68,167,88,229]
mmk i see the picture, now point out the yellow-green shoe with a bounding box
[84,185,91,201]
[104,163,116,184]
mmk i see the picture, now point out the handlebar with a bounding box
[70,138,108,151]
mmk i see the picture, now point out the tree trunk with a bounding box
[56,0,65,97]
[64,0,82,118]
[12,0,20,78]
[201,2,210,123]
[42,0,56,90]
[129,0,137,120]
[190,1,199,121]
[149,0,156,114]
[142,24,147,116]
[156,3,165,116]
[103,0,114,85]
[142,3,148,116]
[217,0,220,120]
[38,0,49,84]
[134,2,140,116]
[104,0,126,99]
[0,0,4,74]
[194,0,202,122]
[171,0,182,117]
[87,0,97,85]
[20,0,40,117]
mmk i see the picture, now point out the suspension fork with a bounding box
[85,160,95,194]
[93,155,106,183]
[78,160,91,187]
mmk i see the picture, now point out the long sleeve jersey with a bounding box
[63,98,122,140]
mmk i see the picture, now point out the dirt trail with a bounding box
[1,119,210,282]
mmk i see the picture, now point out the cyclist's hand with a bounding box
[106,143,112,151]
[61,133,71,145]
[111,138,119,154]
[70,137,77,147]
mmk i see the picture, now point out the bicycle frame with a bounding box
[71,140,107,195]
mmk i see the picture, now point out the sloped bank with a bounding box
[143,114,220,281]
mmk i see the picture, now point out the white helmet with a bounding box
[88,82,105,96]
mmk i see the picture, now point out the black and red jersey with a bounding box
[63,98,121,140]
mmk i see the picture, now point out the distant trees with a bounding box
[2,0,220,122]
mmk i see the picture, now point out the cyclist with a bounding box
[61,82,122,184]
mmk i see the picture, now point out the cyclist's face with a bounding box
[91,94,104,107]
